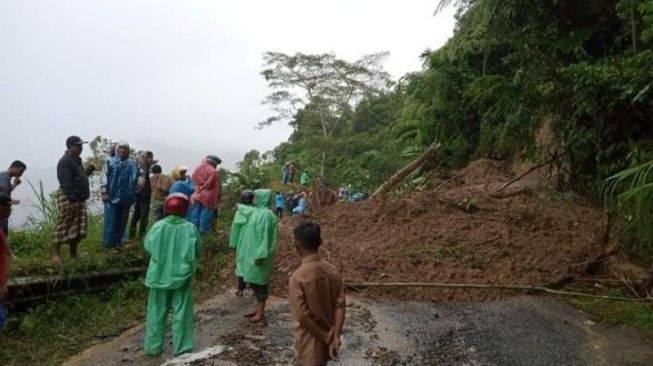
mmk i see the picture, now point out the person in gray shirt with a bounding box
[0,160,26,236]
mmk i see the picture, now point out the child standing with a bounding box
[143,193,201,356]
[289,220,346,366]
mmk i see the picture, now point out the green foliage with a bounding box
[7,180,141,277]
[604,159,653,260]
[249,1,653,257]
[0,281,146,365]
[568,286,653,336]
[2,191,231,365]
[260,51,392,176]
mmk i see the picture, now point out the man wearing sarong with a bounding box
[230,189,278,323]
[52,136,92,262]
[190,155,221,234]
[102,142,139,248]
[143,193,201,356]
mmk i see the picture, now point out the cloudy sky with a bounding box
[1,0,455,223]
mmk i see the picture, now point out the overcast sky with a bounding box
[1,0,456,168]
[1,0,455,223]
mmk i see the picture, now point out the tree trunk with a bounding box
[319,112,329,178]
[371,142,441,198]
[320,150,326,178]
[629,0,638,52]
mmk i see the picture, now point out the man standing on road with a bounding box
[0,160,26,236]
[289,220,345,366]
[102,142,139,249]
[190,155,221,234]
[52,136,93,262]
[129,151,155,239]
[143,193,201,356]
[236,189,278,324]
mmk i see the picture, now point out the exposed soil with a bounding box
[61,158,653,366]
[243,158,620,302]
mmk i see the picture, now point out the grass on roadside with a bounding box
[567,285,653,337]
[0,230,232,366]
[9,214,148,278]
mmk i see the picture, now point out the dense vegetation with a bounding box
[236,0,653,258]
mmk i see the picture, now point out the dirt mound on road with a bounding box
[246,159,610,302]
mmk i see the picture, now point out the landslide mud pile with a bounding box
[255,159,610,301]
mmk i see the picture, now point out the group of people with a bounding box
[141,187,345,365]
[0,136,222,263]
[282,161,310,186]
[98,143,222,257]
[275,190,309,218]
[2,135,346,365]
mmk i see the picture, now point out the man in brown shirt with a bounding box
[150,164,173,222]
[289,220,346,366]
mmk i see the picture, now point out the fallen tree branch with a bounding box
[495,161,549,193]
[344,281,652,302]
[371,142,441,198]
[432,173,464,192]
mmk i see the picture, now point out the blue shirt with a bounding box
[275,193,285,209]
[170,178,195,199]
[106,157,139,205]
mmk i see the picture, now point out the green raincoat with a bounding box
[229,189,278,286]
[143,215,201,356]
[300,171,309,185]
[229,202,256,278]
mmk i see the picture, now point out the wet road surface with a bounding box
[64,293,653,366]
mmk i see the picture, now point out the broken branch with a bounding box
[344,281,651,302]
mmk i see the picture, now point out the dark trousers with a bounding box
[276,207,283,219]
[237,276,268,301]
[130,196,151,238]
[103,202,131,247]
[0,218,8,236]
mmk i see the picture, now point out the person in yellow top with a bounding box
[143,193,201,356]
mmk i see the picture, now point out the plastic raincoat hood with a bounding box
[144,215,201,289]
[228,189,278,285]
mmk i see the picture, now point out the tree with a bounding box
[604,159,653,259]
[260,52,391,177]
[230,150,269,191]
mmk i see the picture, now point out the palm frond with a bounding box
[603,159,653,256]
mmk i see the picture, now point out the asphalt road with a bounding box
[64,293,653,366]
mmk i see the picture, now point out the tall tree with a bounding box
[260,52,391,177]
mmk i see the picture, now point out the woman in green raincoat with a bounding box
[229,189,278,323]
[143,193,201,356]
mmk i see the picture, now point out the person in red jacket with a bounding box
[190,155,221,234]
[0,192,14,327]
